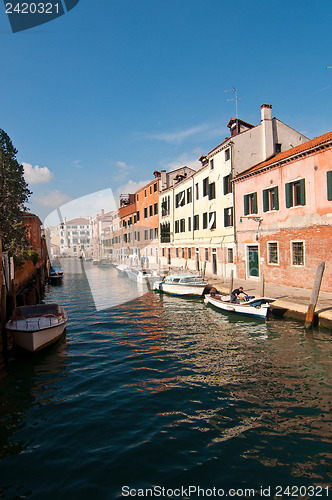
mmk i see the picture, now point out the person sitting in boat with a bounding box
[230,286,248,303]
[210,287,218,296]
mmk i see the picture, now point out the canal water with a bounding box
[0,259,331,500]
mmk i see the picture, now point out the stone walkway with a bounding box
[208,276,332,330]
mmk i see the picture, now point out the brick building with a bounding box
[233,131,332,291]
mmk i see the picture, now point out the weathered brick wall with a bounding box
[257,226,331,291]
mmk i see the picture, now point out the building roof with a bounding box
[65,217,91,225]
[234,130,332,181]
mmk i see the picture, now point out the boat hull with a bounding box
[205,295,270,319]
[154,281,207,296]
[6,304,68,352]
[9,322,67,352]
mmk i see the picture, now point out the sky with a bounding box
[1,0,332,224]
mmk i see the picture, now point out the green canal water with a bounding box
[0,260,331,499]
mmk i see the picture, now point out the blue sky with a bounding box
[1,0,332,223]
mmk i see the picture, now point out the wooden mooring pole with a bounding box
[261,273,265,297]
[304,262,325,329]
[229,270,234,297]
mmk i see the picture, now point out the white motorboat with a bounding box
[204,293,275,319]
[116,264,129,276]
[6,303,68,352]
[126,267,157,284]
[153,273,208,297]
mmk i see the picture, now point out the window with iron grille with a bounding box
[292,241,304,266]
[268,242,279,264]
[227,248,234,263]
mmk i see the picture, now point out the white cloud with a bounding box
[43,188,117,227]
[115,179,149,198]
[74,160,83,169]
[23,162,54,184]
[36,190,72,208]
[145,125,208,144]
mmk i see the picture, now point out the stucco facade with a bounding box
[159,104,309,277]
[234,131,332,291]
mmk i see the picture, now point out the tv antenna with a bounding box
[225,88,241,118]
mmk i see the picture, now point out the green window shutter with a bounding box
[244,194,249,215]
[285,182,293,208]
[253,192,258,214]
[274,186,279,210]
[263,189,269,212]
[300,178,306,205]
[327,171,332,201]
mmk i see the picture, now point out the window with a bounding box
[195,183,199,200]
[160,223,170,243]
[136,194,139,201]
[182,248,185,259]
[203,212,208,229]
[144,207,148,218]
[292,241,304,266]
[208,182,216,200]
[137,231,140,241]
[227,248,234,263]
[188,217,191,232]
[186,187,192,204]
[175,220,179,233]
[150,186,152,194]
[154,227,158,239]
[327,171,332,201]
[223,174,232,195]
[285,179,306,208]
[263,186,279,211]
[144,230,149,241]
[205,248,209,261]
[209,212,216,230]
[154,203,158,215]
[149,205,153,217]
[162,248,165,257]
[225,148,230,161]
[180,219,185,232]
[268,242,279,265]
[154,182,157,192]
[210,158,214,170]
[203,177,209,197]
[145,189,147,197]
[136,211,140,222]
[193,215,199,231]
[176,248,179,258]
[188,248,192,259]
[134,214,137,224]
[275,143,282,153]
[175,191,185,208]
[244,192,258,215]
[224,207,233,227]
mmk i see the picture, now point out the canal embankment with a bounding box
[208,276,332,330]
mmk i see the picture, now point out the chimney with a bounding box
[161,170,167,190]
[261,104,274,159]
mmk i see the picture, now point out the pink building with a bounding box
[233,131,332,291]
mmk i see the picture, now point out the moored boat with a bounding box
[126,267,156,284]
[49,266,63,282]
[153,273,208,297]
[204,293,275,319]
[116,264,129,276]
[6,303,68,352]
